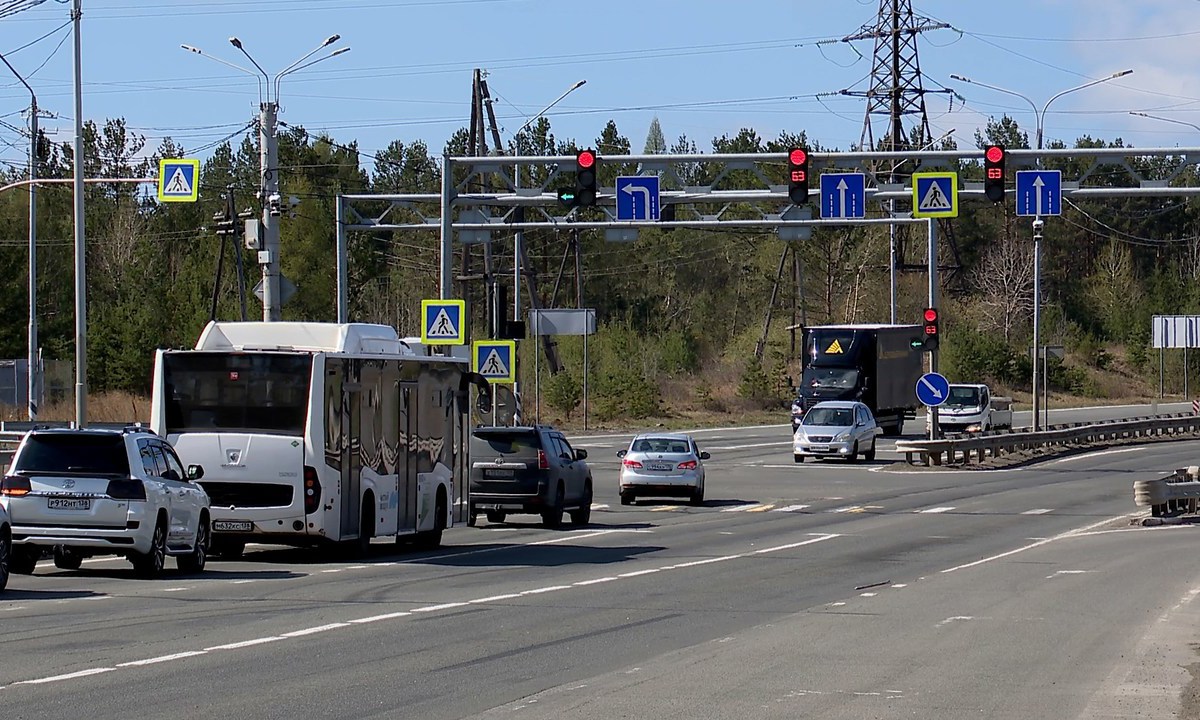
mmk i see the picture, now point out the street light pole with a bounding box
[950,69,1132,430]
[72,0,86,427]
[0,51,40,420]
[1129,111,1200,135]
[185,36,348,322]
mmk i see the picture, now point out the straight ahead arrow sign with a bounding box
[1033,175,1045,217]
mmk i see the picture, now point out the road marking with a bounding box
[1052,447,1144,464]
[832,505,866,513]
[941,512,1141,574]
[161,587,190,592]
[746,504,776,512]
[1022,508,1053,515]
[470,593,522,603]
[721,504,759,512]
[774,505,811,513]
[936,616,975,627]
[707,441,790,451]
[918,507,955,514]
[0,533,838,687]
[650,505,681,512]
[1046,570,1092,579]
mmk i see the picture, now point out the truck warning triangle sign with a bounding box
[825,339,844,354]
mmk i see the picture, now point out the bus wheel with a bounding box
[415,489,446,550]
[350,500,374,558]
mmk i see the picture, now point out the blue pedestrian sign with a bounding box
[473,340,516,383]
[615,176,660,221]
[157,158,200,203]
[819,173,866,220]
[911,172,958,218]
[915,372,950,407]
[1015,170,1062,217]
[421,299,465,345]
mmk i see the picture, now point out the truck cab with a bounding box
[930,383,1013,433]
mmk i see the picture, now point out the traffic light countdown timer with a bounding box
[922,307,940,351]
[984,144,1005,203]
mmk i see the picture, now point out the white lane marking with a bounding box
[1052,447,1144,464]
[721,504,759,512]
[205,637,283,651]
[280,623,351,637]
[746,504,776,513]
[573,423,790,441]
[936,616,975,627]
[891,583,907,588]
[231,579,257,585]
[650,505,681,512]
[117,651,207,667]
[941,512,1141,574]
[470,593,522,603]
[592,504,610,511]
[1047,570,1092,579]
[859,592,877,597]
[161,587,189,592]
[321,569,345,574]
[831,506,865,513]
[346,565,369,570]
[918,507,955,514]
[706,441,791,451]
[3,533,839,687]
[410,602,470,613]
[574,577,617,586]
[830,602,847,607]
[1022,508,1054,515]
[349,612,412,624]
[774,505,811,513]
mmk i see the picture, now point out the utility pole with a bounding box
[72,0,86,427]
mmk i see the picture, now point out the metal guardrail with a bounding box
[895,413,1200,466]
[1133,467,1200,517]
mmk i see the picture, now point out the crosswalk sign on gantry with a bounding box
[421,299,466,345]
[473,340,516,383]
[911,171,958,218]
[157,158,200,203]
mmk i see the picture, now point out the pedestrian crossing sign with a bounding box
[473,340,516,383]
[157,158,200,203]
[421,299,466,345]
[911,171,958,218]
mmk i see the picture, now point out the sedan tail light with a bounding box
[622,459,643,469]
[537,450,550,470]
[677,460,698,470]
[304,465,322,515]
[106,478,147,501]
[1,475,30,497]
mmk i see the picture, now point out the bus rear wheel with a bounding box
[414,489,446,550]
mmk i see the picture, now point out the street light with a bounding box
[1129,111,1200,135]
[509,79,587,422]
[184,36,350,322]
[950,69,1133,430]
[0,50,40,420]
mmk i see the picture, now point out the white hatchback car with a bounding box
[793,401,881,462]
[0,427,210,577]
[618,433,709,505]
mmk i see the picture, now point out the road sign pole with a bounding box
[928,218,939,440]
[1032,220,1043,431]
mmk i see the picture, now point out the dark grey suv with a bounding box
[469,425,592,528]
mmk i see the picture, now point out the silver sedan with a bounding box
[792,400,881,463]
[617,433,709,506]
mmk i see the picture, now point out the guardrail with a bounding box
[895,413,1200,466]
[1133,467,1200,517]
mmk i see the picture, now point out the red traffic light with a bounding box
[985,145,1004,164]
[923,308,938,323]
[789,148,808,165]
[577,150,596,169]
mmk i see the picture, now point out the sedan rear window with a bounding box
[14,434,130,475]
[631,438,691,454]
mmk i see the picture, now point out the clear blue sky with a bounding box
[0,0,1197,173]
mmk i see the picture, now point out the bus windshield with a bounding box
[162,352,313,436]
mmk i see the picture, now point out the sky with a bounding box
[0,0,1199,175]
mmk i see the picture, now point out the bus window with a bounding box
[162,352,313,436]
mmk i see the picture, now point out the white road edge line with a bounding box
[941,512,1142,573]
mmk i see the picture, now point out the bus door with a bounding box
[341,361,362,537]
[397,382,418,532]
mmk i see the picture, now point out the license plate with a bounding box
[484,468,514,479]
[810,446,830,453]
[645,462,672,471]
[47,498,91,511]
[213,520,252,532]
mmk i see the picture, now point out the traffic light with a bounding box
[984,144,1005,203]
[922,307,940,351]
[787,147,809,204]
[574,149,598,207]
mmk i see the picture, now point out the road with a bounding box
[2,404,1199,719]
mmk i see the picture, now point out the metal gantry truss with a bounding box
[334,146,1200,316]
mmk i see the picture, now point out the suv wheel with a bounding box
[132,517,168,578]
[541,483,565,529]
[178,515,209,574]
[569,483,592,526]
[690,486,705,506]
[53,546,83,571]
[10,545,38,575]
[620,491,635,506]
[0,529,10,591]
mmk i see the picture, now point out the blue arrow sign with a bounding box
[915,372,950,407]
[819,173,866,219]
[615,176,660,221]
[421,299,465,345]
[473,340,516,383]
[1015,170,1062,217]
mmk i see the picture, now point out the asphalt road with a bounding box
[3,403,1199,719]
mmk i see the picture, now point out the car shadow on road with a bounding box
[40,567,306,581]
[630,498,753,509]
[0,588,101,601]
[417,542,665,568]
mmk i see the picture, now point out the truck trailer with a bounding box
[791,324,924,437]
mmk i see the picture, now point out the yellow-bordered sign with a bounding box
[911,171,958,218]
[473,340,516,383]
[421,299,466,345]
[158,158,200,203]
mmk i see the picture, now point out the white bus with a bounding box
[150,321,478,557]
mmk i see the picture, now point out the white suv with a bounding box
[0,427,210,577]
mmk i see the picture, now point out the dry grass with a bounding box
[0,391,150,424]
